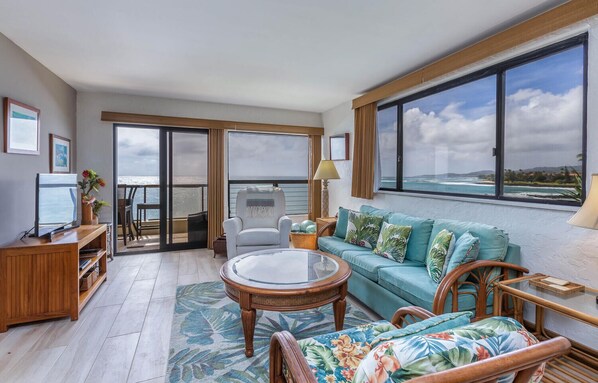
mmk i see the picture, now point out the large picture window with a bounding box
[378,34,587,205]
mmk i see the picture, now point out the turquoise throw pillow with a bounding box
[373,222,412,263]
[345,211,384,249]
[370,311,472,347]
[441,231,480,281]
[333,206,351,239]
[426,229,455,283]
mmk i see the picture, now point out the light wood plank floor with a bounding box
[0,249,227,383]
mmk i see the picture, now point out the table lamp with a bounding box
[568,174,598,229]
[313,160,340,218]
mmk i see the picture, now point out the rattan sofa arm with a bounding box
[270,331,317,383]
[433,260,529,318]
[406,337,570,383]
[316,221,337,238]
[391,306,436,328]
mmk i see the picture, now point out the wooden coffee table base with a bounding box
[225,283,348,357]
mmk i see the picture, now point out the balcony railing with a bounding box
[228,179,308,217]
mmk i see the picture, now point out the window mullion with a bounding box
[496,71,505,199]
[397,103,403,192]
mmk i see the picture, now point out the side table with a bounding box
[316,217,337,237]
[494,274,597,382]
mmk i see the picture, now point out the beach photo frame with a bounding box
[50,134,71,173]
[330,133,349,160]
[3,98,41,155]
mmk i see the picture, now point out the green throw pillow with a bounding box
[373,222,412,262]
[426,229,455,283]
[441,231,480,281]
[345,211,383,249]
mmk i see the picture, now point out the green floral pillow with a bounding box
[373,222,412,262]
[345,211,383,249]
[426,229,455,283]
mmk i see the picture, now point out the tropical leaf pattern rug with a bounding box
[166,281,374,383]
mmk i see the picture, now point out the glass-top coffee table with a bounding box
[220,248,351,357]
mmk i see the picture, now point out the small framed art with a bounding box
[329,133,349,160]
[50,134,71,173]
[3,98,41,155]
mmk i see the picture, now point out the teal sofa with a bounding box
[317,205,528,321]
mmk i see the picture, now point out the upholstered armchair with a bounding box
[222,188,292,259]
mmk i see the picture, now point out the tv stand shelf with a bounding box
[0,225,108,332]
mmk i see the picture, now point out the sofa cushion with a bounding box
[343,251,424,282]
[318,236,371,258]
[378,266,478,312]
[428,219,509,262]
[360,205,393,221]
[373,222,412,263]
[387,213,434,263]
[298,320,395,383]
[371,311,472,347]
[236,228,280,246]
[333,206,352,239]
[345,211,384,249]
[426,229,456,283]
[441,231,480,281]
[354,317,542,383]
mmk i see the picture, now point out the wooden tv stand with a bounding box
[0,225,108,332]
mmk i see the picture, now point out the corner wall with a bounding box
[76,92,323,222]
[0,33,76,245]
[323,22,598,347]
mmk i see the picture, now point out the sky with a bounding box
[379,45,584,178]
[117,129,308,181]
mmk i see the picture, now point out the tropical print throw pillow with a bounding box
[353,316,544,383]
[373,222,412,262]
[345,211,384,249]
[426,229,455,283]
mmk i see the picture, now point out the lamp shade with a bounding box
[313,160,340,180]
[568,174,598,229]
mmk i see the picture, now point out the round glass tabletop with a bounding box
[231,249,339,285]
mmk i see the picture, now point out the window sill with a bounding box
[375,190,579,213]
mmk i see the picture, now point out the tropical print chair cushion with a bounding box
[345,211,384,249]
[425,229,455,283]
[373,222,412,263]
[353,316,543,383]
[297,320,395,383]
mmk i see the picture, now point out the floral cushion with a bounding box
[353,316,543,383]
[297,320,395,383]
[345,211,384,249]
[425,229,455,283]
[373,222,412,263]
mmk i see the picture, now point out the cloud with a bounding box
[392,85,582,177]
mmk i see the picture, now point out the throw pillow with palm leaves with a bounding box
[426,229,455,283]
[345,211,384,249]
[373,222,412,262]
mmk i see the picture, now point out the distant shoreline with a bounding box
[476,180,575,188]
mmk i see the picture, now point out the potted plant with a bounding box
[78,169,107,225]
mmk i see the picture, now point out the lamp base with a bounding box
[322,180,329,218]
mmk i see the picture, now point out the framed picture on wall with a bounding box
[330,133,349,160]
[50,134,71,173]
[3,98,41,155]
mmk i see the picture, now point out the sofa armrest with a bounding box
[433,260,529,320]
[278,216,292,246]
[223,217,242,258]
[316,221,337,238]
[391,306,436,328]
[406,337,570,383]
[270,331,317,383]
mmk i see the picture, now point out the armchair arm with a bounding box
[316,221,337,238]
[223,217,242,258]
[391,306,436,328]
[433,260,529,320]
[278,216,292,247]
[270,331,317,383]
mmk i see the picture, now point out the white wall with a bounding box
[323,22,598,348]
[0,33,76,245]
[76,92,323,222]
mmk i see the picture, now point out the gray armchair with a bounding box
[222,188,292,259]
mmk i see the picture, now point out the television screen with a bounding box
[35,173,78,237]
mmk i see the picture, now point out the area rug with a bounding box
[166,281,374,383]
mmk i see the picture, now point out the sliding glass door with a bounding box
[115,125,208,254]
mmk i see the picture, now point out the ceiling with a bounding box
[0,0,565,113]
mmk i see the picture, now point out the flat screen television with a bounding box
[35,173,79,237]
